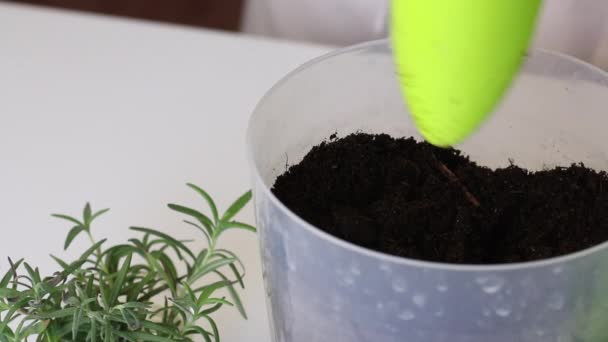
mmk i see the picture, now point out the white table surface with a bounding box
[0,3,330,341]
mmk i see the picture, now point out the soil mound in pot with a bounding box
[272,133,608,264]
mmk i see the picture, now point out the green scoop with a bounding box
[392,0,542,147]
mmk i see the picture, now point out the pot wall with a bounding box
[247,40,608,342]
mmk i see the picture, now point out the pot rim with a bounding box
[246,38,608,273]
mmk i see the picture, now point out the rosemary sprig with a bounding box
[0,184,255,342]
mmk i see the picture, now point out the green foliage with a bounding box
[0,185,255,341]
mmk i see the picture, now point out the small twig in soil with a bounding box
[430,153,481,207]
[284,152,289,171]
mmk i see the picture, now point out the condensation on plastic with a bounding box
[247,40,608,342]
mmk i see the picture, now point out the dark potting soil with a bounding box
[272,133,608,264]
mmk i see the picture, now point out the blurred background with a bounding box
[4,0,608,68]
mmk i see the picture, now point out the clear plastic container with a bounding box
[247,40,608,342]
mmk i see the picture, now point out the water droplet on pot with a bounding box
[434,309,445,317]
[331,298,343,312]
[379,263,391,272]
[495,307,511,317]
[548,292,565,311]
[376,302,385,311]
[482,308,491,317]
[384,324,398,333]
[476,275,504,294]
[412,293,427,308]
[350,264,361,276]
[475,276,488,285]
[475,319,487,328]
[341,275,355,286]
[535,328,546,336]
[483,283,502,294]
[520,276,533,287]
[288,261,297,271]
[491,299,512,318]
[399,310,415,321]
[436,284,448,292]
[391,277,407,293]
[553,266,563,275]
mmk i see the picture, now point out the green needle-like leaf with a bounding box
[199,301,224,316]
[0,297,31,334]
[50,255,69,269]
[64,226,84,250]
[0,258,22,288]
[115,330,176,342]
[77,240,107,266]
[120,308,141,330]
[109,253,132,307]
[187,183,219,224]
[183,220,211,246]
[144,253,176,296]
[20,320,48,338]
[214,271,247,319]
[182,282,197,306]
[213,250,246,288]
[167,204,214,236]
[83,203,92,228]
[153,251,179,288]
[31,307,78,320]
[205,315,221,342]
[98,280,110,311]
[103,323,112,342]
[138,320,177,336]
[23,263,41,284]
[221,190,252,222]
[130,227,195,260]
[196,281,231,308]
[189,258,236,283]
[184,325,213,342]
[220,221,257,234]
[90,318,97,342]
[91,208,110,221]
[51,214,82,226]
[206,298,233,306]
[0,289,19,298]
[72,306,84,340]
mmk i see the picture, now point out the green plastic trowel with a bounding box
[392,0,542,147]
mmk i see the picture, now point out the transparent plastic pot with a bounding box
[247,40,608,342]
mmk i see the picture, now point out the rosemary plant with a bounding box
[0,184,255,341]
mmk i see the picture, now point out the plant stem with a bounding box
[200,239,217,271]
[177,234,218,337]
[86,231,108,274]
